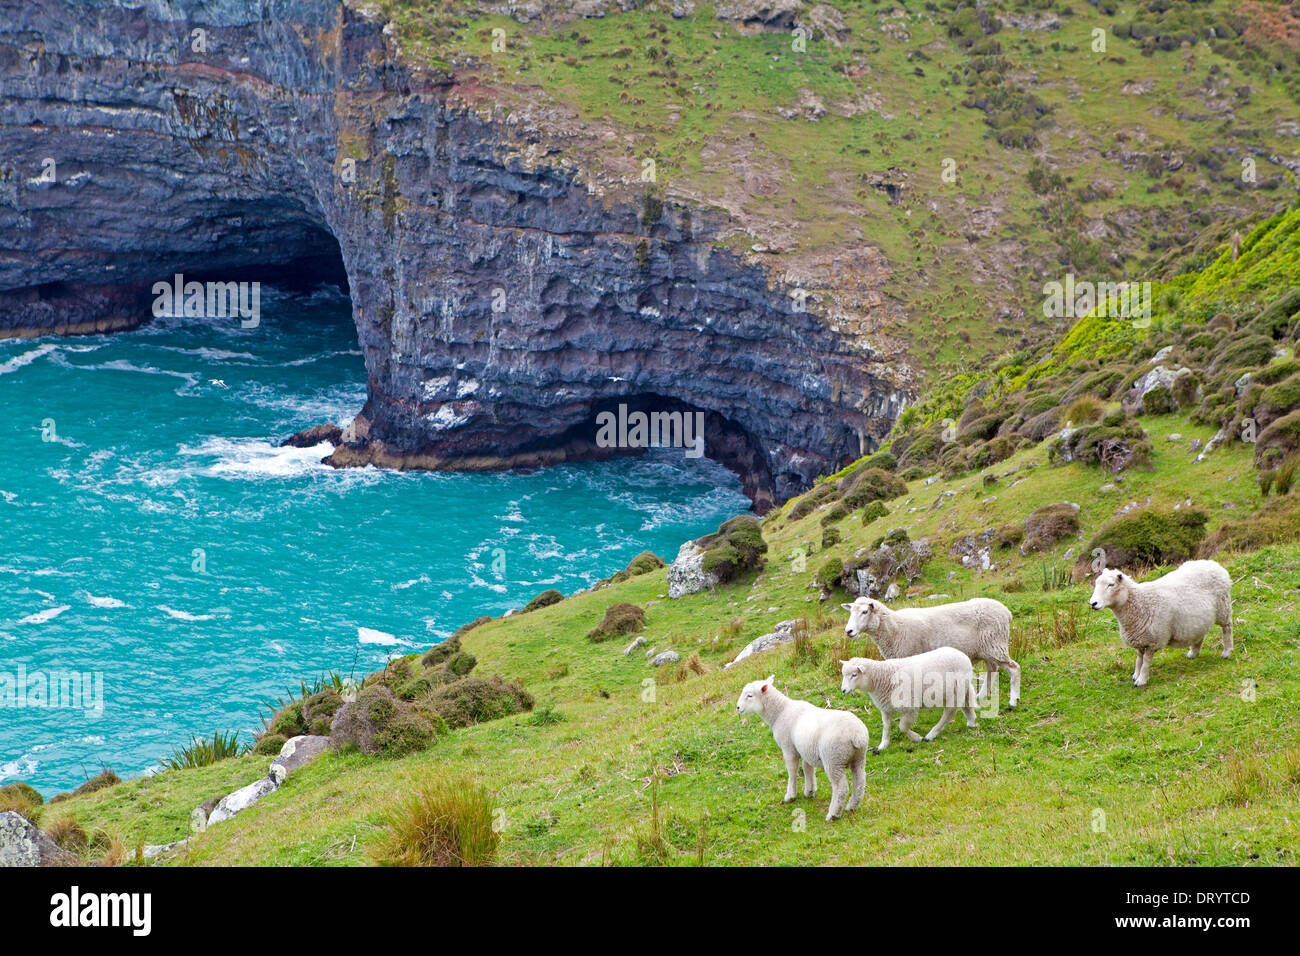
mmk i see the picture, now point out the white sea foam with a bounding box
[392,575,431,591]
[0,755,38,782]
[156,605,214,622]
[84,593,128,609]
[15,605,70,625]
[357,626,417,647]
[0,343,60,376]
[182,436,335,480]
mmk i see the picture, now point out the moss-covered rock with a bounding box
[695,514,767,583]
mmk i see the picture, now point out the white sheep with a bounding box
[736,674,869,821]
[1088,560,1233,686]
[840,648,979,751]
[842,596,1020,707]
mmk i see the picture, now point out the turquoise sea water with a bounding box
[0,287,748,795]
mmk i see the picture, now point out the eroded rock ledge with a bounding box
[0,0,910,508]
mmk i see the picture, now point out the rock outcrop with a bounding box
[0,0,908,509]
[0,810,77,867]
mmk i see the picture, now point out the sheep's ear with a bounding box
[839,659,850,665]
[1116,571,1123,580]
[840,603,853,611]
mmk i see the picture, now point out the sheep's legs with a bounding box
[1131,652,1143,683]
[1005,659,1020,708]
[782,749,800,802]
[1134,649,1154,687]
[964,680,979,728]
[899,710,923,743]
[873,709,892,753]
[802,760,817,799]
[847,749,866,812]
[825,766,849,821]
[1220,620,1234,658]
[1187,639,1203,659]
[924,706,957,741]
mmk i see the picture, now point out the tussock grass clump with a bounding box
[50,769,122,804]
[1062,394,1104,425]
[45,815,88,852]
[1222,752,1272,807]
[0,782,43,823]
[162,731,250,770]
[587,602,645,642]
[371,777,499,867]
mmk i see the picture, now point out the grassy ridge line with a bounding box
[50,404,1300,865]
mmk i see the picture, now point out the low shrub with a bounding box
[815,557,844,589]
[587,602,645,643]
[254,733,288,756]
[522,589,564,613]
[860,499,889,524]
[1023,502,1080,552]
[608,550,666,583]
[1083,508,1209,570]
[429,676,533,728]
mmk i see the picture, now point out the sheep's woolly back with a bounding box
[868,597,1012,663]
[844,648,975,711]
[1105,560,1231,651]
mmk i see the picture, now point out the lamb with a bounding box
[840,648,980,752]
[842,596,1020,707]
[1088,559,1233,687]
[736,674,870,821]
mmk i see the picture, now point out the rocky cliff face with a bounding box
[0,0,909,510]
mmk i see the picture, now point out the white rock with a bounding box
[206,775,278,826]
[666,541,719,599]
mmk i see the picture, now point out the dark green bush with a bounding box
[522,589,564,613]
[861,500,889,524]
[1023,502,1080,552]
[254,734,288,756]
[815,557,844,589]
[1084,508,1209,569]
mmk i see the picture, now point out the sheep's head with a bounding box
[736,675,775,716]
[839,658,868,695]
[841,597,882,637]
[1089,568,1130,610]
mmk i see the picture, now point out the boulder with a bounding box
[0,811,77,867]
[650,650,681,667]
[269,735,330,786]
[727,619,801,667]
[206,775,277,826]
[622,636,647,656]
[1125,365,1196,414]
[666,541,719,599]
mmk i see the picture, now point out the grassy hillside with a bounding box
[23,384,1300,865]
[360,0,1300,374]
